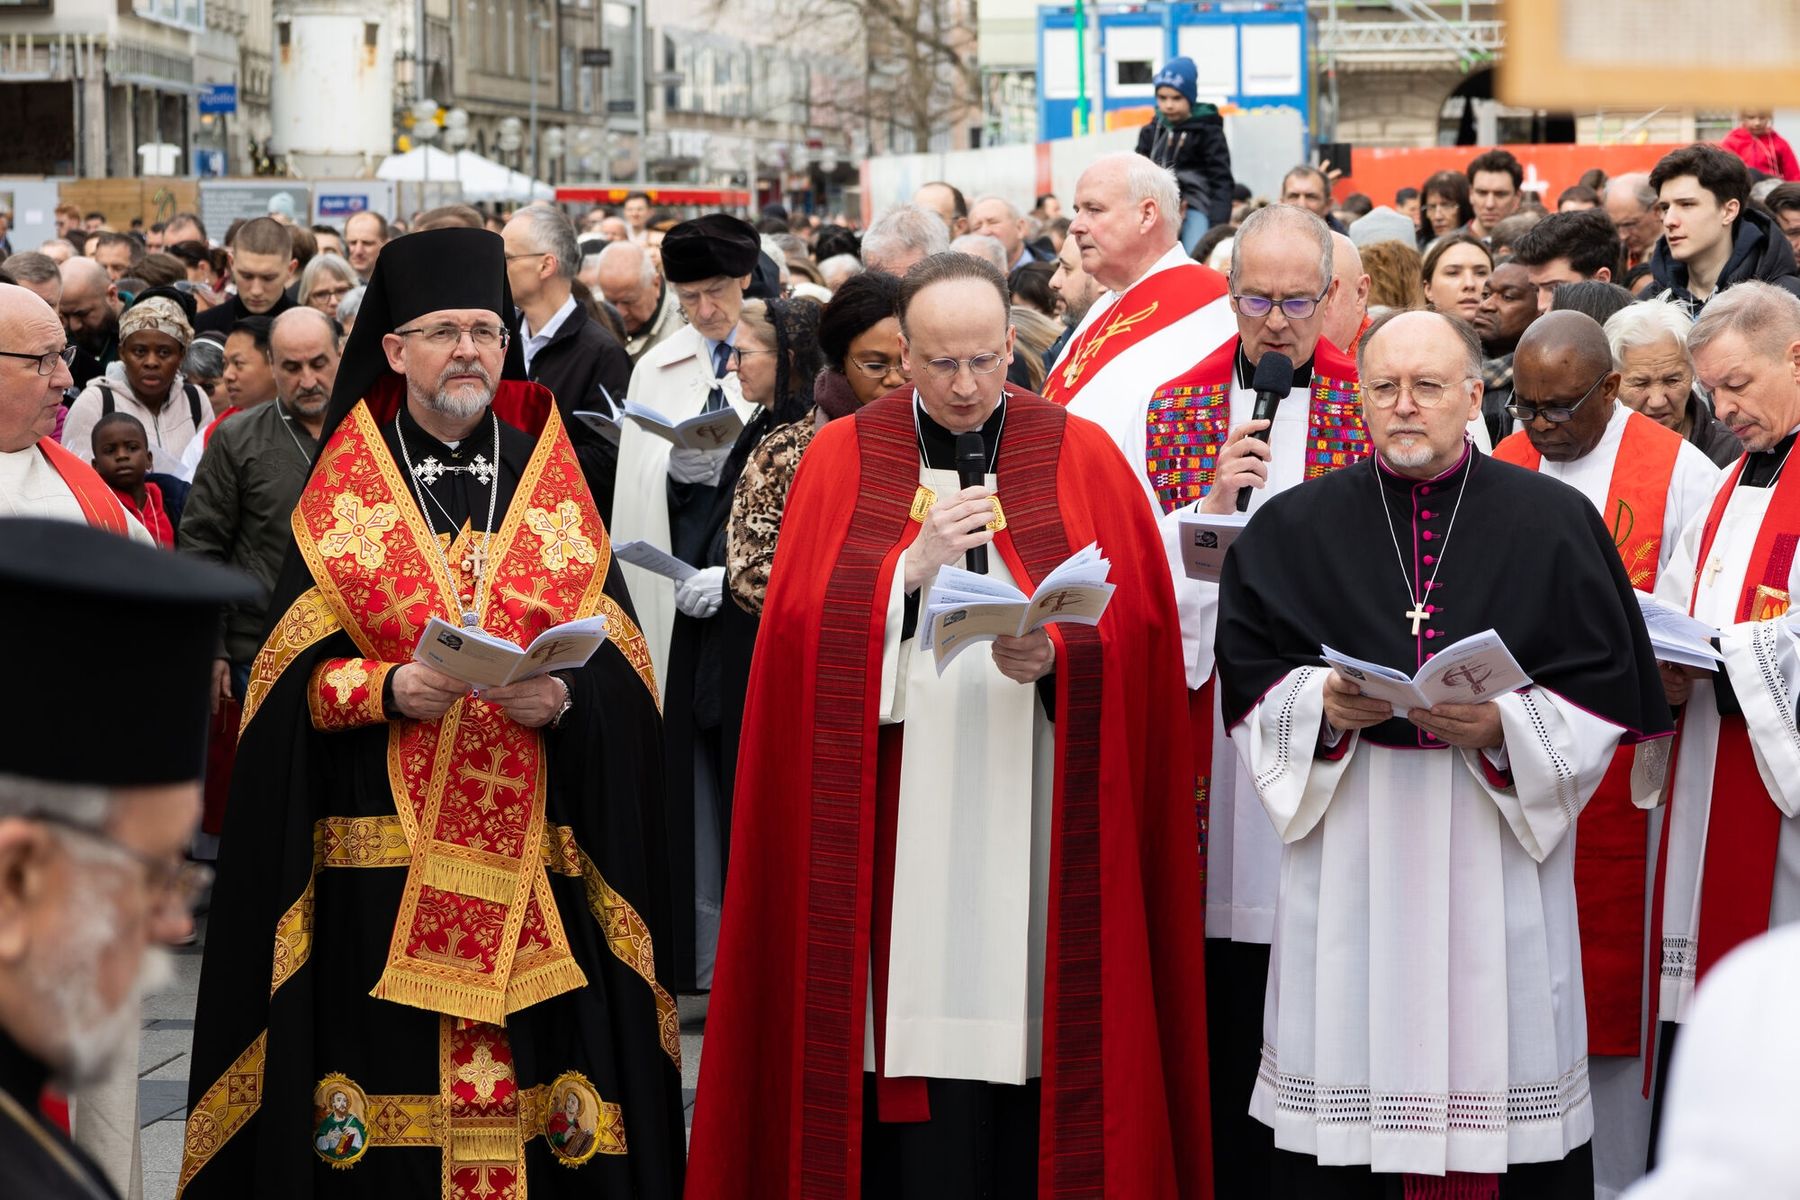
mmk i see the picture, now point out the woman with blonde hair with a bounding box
[1359,239,1426,312]
[297,252,358,322]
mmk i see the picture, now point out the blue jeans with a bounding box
[1180,208,1211,255]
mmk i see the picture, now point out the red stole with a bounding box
[687,392,1213,1199]
[36,438,130,535]
[1042,262,1225,405]
[1681,454,1800,983]
[1494,410,1682,1053]
[1142,336,1366,514]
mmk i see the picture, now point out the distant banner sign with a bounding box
[199,84,237,115]
[318,194,371,217]
[199,183,311,234]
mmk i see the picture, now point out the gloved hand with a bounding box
[674,566,726,619]
[668,444,730,486]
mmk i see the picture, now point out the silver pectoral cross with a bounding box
[1406,603,1431,637]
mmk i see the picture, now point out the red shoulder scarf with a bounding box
[36,438,131,535]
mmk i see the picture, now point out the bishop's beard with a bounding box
[418,359,495,422]
[26,894,175,1089]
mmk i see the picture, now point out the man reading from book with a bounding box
[688,251,1216,1199]
[1215,308,1672,1198]
[181,227,686,1199]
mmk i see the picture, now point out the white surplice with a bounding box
[1241,667,1621,1174]
[610,324,751,699]
[0,443,153,544]
[862,465,1056,1086]
[1649,470,1800,1026]
[1514,402,1720,1198]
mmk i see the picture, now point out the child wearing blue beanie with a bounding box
[1135,56,1236,255]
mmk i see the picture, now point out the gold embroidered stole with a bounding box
[293,401,611,1023]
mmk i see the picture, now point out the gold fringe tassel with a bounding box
[503,953,588,1015]
[450,1124,524,1164]
[369,969,508,1027]
[421,852,523,905]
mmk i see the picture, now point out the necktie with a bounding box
[707,341,731,413]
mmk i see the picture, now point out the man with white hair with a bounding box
[0,520,251,1200]
[967,194,1050,271]
[596,240,682,363]
[948,232,1010,276]
[1321,231,1372,354]
[1606,296,1741,466]
[1645,280,1800,1152]
[817,252,863,291]
[861,204,950,276]
[1604,173,1662,269]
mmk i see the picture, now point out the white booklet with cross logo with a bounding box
[621,401,744,451]
[1322,629,1533,718]
[412,614,610,689]
[919,542,1115,675]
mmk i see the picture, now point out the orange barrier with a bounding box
[1336,142,1689,210]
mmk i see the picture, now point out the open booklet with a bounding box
[613,539,698,583]
[412,614,610,689]
[1635,590,1725,671]
[622,401,744,451]
[1322,628,1533,718]
[918,542,1115,675]
[1176,510,1252,583]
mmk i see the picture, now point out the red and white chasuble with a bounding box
[1649,446,1800,1029]
[0,436,145,540]
[1493,405,1719,1054]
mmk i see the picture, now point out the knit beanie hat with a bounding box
[1151,57,1198,106]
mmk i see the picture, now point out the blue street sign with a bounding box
[199,84,237,115]
[318,195,370,217]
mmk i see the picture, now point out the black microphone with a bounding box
[954,430,989,574]
[1237,352,1295,513]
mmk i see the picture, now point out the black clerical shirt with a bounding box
[380,404,533,538]
[1234,344,1316,393]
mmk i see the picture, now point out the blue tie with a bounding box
[707,341,731,413]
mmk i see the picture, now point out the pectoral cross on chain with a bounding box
[1406,603,1431,637]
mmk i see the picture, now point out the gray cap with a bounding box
[1348,206,1417,250]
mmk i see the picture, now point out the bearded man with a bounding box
[180,228,684,1199]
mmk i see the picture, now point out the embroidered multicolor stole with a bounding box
[1494,410,1682,1053]
[292,400,623,1024]
[1042,263,1220,405]
[37,437,131,534]
[1682,453,1800,983]
[1143,337,1366,514]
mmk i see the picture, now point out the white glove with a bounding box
[668,444,730,486]
[674,566,726,619]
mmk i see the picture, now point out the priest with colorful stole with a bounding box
[180,228,686,1200]
[1218,309,1671,1197]
[1489,310,1718,1197]
[687,253,1214,1199]
[0,283,150,542]
[1646,281,1800,1146]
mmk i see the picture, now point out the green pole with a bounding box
[1074,0,1089,136]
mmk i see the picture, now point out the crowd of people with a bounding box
[5,79,1800,1200]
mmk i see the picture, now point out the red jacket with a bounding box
[1721,126,1800,181]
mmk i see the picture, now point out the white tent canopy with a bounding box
[375,146,554,204]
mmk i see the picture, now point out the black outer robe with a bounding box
[1217,447,1672,748]
[0,1032,120,1200]
[180,403,685,1199]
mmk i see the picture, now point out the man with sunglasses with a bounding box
[0,283,151,542]
[691,250,1212,1200]
[0,518,252,1200]
[181,227,685,1199]
[1492,311,1719,1196]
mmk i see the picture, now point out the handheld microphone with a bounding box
[954,430,990,574]
[1237,352,1295,513]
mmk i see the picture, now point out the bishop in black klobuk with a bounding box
[1217,309,1671,1197]
[0,519,253,1200]
[180,227,685,1198]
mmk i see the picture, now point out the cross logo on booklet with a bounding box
[1322,629,1533,718]
[919,542,1116,674]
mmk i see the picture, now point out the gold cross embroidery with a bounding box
[319,493,401,570]
[1060,301,1158,390]
[456,747,527,813]
[455,1042,514,1105]
[324,661,369,703]
[525,500,598,572]
[369,577,426,639]
[500,578,560,621]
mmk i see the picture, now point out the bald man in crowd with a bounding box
[1321,231,1372,354]
[968,194,1051,271]
[595,240,683,363]
[56,258,120,390]
[1490,310,1719,1199]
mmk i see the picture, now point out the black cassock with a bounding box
[181,404,684,1199]
[0,1032,119,1200]
[1218,445,1669,744]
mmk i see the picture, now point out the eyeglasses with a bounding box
[920,352,1006,381]
[1364,377,1473,409]
[725,347,775,368]
[850,359,904,380]
[0,345,77,376]
[309,286,351,302]
[32,810,213,921]
[1231,289,1328,320]
[393,323,509,349]
[1504,369,1611,425]
[503,251,550,262]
